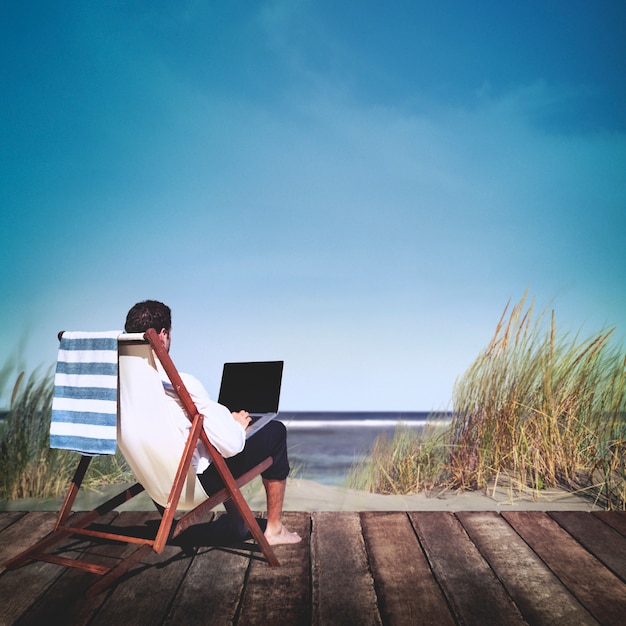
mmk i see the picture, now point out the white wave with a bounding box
[284,419,449,429]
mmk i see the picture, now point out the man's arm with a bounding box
[179,373,247,458]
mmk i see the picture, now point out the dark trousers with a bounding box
[198,420,290,495]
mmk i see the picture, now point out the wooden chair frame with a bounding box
[5,328,279,596]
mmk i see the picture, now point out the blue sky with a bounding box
[1,1,625,410]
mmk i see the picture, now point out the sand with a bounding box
[252,477,601,511]
[0,476,603,513]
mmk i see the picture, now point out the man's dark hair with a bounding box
[125,300,172,333]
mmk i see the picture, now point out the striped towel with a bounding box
[50,331,121,455]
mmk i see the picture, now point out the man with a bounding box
[124,300,301,546]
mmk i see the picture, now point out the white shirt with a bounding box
[157,362,246,474]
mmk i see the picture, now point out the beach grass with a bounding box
[0,368,131,500]
[447,294,625,509]
[346,423,448,494]
[348,294,626,510]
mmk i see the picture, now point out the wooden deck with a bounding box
[1,510,625,625]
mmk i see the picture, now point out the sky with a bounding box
[1,0,625,411]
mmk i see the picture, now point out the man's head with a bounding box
[125,300,172,351]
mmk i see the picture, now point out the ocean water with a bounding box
[279,411,450,486]
[0,410,449,489]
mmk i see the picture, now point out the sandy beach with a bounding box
[0,475,603,513]
[251,477,603,512]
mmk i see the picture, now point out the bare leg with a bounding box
[263,478,302,545]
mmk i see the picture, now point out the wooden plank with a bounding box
[551,511,626,582]
[0,512,68,625]
[13,511,133,626]
[162,511,256,625]
[238,511,311,626]
[457,511,598,626]
[361,511,455,626]
[0,510,120,625]
[593,510,626,537]
[503,511,626,626]
[0,554,68,624]
[311,511,381,626]
[88,511,192,626]
[2,510,626,625]
[0,511,26,533]
[0,511,57,572]
[409,512,526,626]
[162,545,248,624]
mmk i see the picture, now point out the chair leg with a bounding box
[169,458,280,567]
[5,455,93,569]
[4,482,146,571]
[227,486,280,567]
[223,499,249,539]
[55,454,92,530]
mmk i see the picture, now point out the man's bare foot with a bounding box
[265,522,302,545]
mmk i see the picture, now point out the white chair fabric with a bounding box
[117,335,208,509]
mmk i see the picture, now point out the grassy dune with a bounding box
[348,294,626,510]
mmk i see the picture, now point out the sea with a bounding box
[279,411,450,486]
[0,410,451,487]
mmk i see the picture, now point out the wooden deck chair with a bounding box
[5,328,279,597]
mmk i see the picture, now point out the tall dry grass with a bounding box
[347,294,625,510]
[346,424,447,494]
[447,294,626,509]
[0,368,131,501]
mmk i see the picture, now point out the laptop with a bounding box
[217,361,284,438]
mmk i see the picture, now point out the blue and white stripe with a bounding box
[50,331,121,455]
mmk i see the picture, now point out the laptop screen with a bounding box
[217,361,284,414]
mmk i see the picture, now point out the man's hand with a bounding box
[232,410,252,429]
